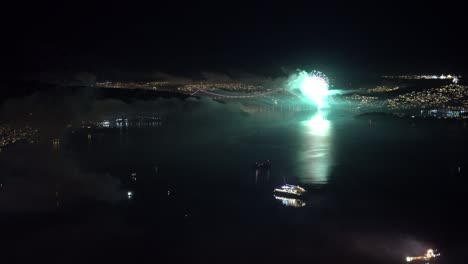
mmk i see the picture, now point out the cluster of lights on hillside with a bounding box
[382,74,460,83]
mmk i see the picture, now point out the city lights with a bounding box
[367,86,400,93]
[387,84,468,111]
[0,125,38,148]
[96,80,264,93]
[382,74,461,80]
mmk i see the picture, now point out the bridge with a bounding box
[190,89,284,99]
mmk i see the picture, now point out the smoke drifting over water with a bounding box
[0,69,346,213]
[0,87,294,213]
[0,145,123,212]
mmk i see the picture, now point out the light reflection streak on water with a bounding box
[300,110,333,184]
[274,195,306,207]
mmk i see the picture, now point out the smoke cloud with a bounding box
[0,144,123,213]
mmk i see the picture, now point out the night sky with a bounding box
[5,1,468,79]
[3,3,468,263]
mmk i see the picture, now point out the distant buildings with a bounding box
[95,80,264,94]
[367,86,400,93]
[339,83,468,119]
[0,125,38,148]
[382,74,461,81]
[386,84,468,112]
[79,115,164,129]
[426,109,466,118]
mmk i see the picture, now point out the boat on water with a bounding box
[273,184,306,197]
[254,160,271,170]
[406,249,440,263]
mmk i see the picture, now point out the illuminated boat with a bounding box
[254,160,271,170]
[273,184,306,197]
[406,249,440,262]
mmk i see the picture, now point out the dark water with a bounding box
[2,110,468,263]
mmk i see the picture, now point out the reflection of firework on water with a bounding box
[274,195,306,207]
[286,70,332,109]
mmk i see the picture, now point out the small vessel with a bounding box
[254,160,271,170]
[273,184,306,197]
[406,249,440,262]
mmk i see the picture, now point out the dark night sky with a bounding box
[4,1,468,79]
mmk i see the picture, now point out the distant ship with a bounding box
[254,160,271,184]
[254,160,271,170]
[406,249,440,263]
[273,184,306,197]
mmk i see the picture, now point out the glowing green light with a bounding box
[300,75,329,109]
[286,70,331,109]
[300,111,332,184]
[304,111,330,136]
